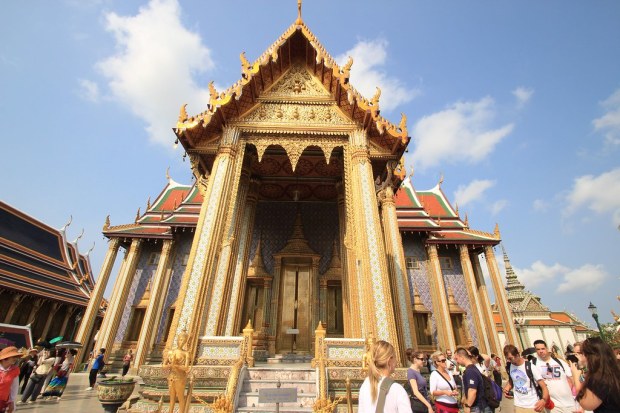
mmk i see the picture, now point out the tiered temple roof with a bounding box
[0,201,96,306]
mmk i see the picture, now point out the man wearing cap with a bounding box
[0,346,22,413]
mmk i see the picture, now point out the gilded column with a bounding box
[426,244,456,351]
[459,245,490,353]
[224,178,260,336]
[204,161,249,336]
[471,253,501,355]
[484,246,518,346]
[167,126,243,352]
[336,183,354,336]
[74,237,120,364]
[3,293,24,323]
[379,186,415,353]
[95,238,143,354]
[133,238,175,369]
[319,278,328,328]
[347,129,400,354]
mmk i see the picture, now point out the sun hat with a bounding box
[0,346,22,361]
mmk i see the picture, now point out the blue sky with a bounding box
[1,0,619,328]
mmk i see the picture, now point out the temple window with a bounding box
[326,282,343,335]
[405,257,420,269]
[181,253,190,266]
[413,313,433,346]
[147,252,160,266]
[450,313,467,346]
[439,257,453,270]
[125,307,146,341]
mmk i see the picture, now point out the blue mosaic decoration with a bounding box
[115,243,158,342]
[439,247,479,346]
[155,236,193,343]
[250,202,339,274]
[403,235,437,343]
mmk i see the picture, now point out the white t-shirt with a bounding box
[509,361,543,408]
[429,370,458,404]
[535,357,574,408]
[358,377,413,413]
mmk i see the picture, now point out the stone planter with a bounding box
[97,378,136,413]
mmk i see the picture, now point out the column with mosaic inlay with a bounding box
[75,237,121,364]
[346,129,400,354]
[426,244,456,351]
[459,244,491,353]
[338,170,359,337]
[202,151,249,337]
[471,252,501,355]
[133,238,175,369]
[96,238,143,354]
[378,186,415,356]
[484,245,519,347]
[224,177,260,336]
[167,126,244,352]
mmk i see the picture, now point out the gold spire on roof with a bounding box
[103,215,110,231]
[494,222,501,239]
[166,167,171,182]
[438,173,444,187]
[135,207,141,223]
[178,103,188,123]
[455,202,459,216]
[147,196,151,210]
[296,0,303,25]
[464,213,469,228]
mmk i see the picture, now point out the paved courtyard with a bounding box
[15,372,140,413]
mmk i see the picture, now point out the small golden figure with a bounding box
[361,332,375,373]
[163,330,191,413]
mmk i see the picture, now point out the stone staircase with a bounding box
[236,364,317,413]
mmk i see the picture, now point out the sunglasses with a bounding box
[437,359,447,363]
[416,357,426,361]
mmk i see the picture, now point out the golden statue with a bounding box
[361,332,375,373]
[163,330,191,413]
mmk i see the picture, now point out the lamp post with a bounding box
[588,302,605,341]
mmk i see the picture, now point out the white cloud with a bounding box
[490,199,508,215]
[453,179,495,207]
[77,79,100,102]
[593,88,620,146]
[512,86,534,108]
[335,39,418,112]
[411,97,514,170]
[557,264,608,293]
[563,167,620,227]
[96,0,213,145]
[513,261,608,293]
[533,199,550,212]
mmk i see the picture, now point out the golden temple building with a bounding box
[75,4,518,411]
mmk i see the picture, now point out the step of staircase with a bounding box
[236,364,317,413]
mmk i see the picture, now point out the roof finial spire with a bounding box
[166,167,171,182]
[438,172,444,187]
[296,0,303,24]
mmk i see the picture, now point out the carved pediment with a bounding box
[261,63,332,100]
[522,296,549,313]
[239,102,352,127]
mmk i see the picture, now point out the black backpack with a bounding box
[465,364,502,410]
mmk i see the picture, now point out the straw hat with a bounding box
[0,346,22,361]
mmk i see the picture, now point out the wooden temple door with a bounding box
[276,263,311,353]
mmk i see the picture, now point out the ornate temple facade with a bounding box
[75,6,519,410]
[494,246,590,354]
[0,201,99,346]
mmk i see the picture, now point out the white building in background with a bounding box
[494,246,592,354]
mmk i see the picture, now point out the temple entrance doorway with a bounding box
[276,260,312,354]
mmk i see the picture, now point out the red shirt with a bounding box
[0,365,19,402]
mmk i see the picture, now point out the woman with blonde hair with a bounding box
[358,340,412,413]
[429,351,459,413]
[405,348,433,413]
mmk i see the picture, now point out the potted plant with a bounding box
[96,376,136,413]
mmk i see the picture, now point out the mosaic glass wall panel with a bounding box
[156,235,193,343]
[437,246,478,346]
[250,202,339,274]
[402,233,437,344]
[115,242,158,342]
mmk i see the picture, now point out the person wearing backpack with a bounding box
[358,340,412,413]
[454,347,493,413]
[503,344,549,412]
[533,339,577,413]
